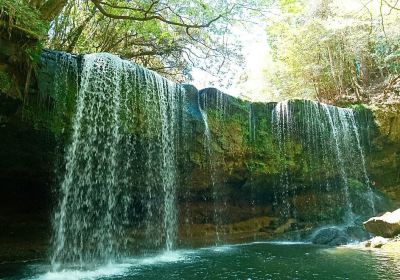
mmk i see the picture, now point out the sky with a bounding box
[190,20,270,100]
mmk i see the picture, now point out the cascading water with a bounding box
[248,104,257,223]
[270,100,376,229]
[51,53,184,269]
[138,66,181,251]
[348,112,376,214]
[198,96,219,241]
[321,104,356,224]
[199,89,229,243]
[51,54,128,269]
[11,47,395,280]
[37,49,381,274]
[271,101,296,222]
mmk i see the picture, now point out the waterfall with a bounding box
[272,101,295,222]
[36,49,380,268]
[198,89,227,243]
[270,100,376,227]
[51,53,184,269]
[321,104,356,224]
[348,112,376,214]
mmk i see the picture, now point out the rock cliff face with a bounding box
[368,104,400,207]
[0,50,399,260]
[0,94,55,262]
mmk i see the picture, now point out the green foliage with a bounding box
[0,0,48,38]
[0,70,11,93]
[265,0,400,104]
[25,41,43,63]
[349,103,368,110]
[45,0,261,82]
[347,178,365,189]
[278,0,304,14]
[248,118,281,175]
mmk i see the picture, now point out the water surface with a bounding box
[2,242,400,280]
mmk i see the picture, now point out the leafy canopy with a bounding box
[263,0,400,104]
[46,0,268,82]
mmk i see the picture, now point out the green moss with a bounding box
[348,178,364,189]
[0,70,12,93]
[25,42,43,64]
[22,54,79,134]
[349,103,368,110]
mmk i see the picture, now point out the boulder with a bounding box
[274,219,297,235]
[311,227,349,246]
[363,209,400,238]
[369,236,389,248]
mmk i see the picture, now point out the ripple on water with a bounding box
[20,243,400,280]
[29,250,193,280]
[29,263,131,280]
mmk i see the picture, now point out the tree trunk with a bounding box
[39,0,68,21]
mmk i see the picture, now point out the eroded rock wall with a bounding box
[0,49,399,257]
[368,103,400,207]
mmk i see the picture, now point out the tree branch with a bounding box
[91,0,223,29]
[383,0,400,12]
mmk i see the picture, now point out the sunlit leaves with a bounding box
[278,0,304,14]
[264,0,400,103]
[46,0,248,82]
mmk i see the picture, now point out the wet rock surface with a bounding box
[0,49,400,262]
[311,227,349,246]
[0,115,54,263]
[364,209,400,238]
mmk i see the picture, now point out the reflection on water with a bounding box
[2,243,400,280]
[370,250,400,278]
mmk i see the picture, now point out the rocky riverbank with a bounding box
[354,208,400,255]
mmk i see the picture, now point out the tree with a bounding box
[0,0,269,96]
[49,0,269,83]
[264,0,400,104]
[47,0,239,81]
[0,0,56,99]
